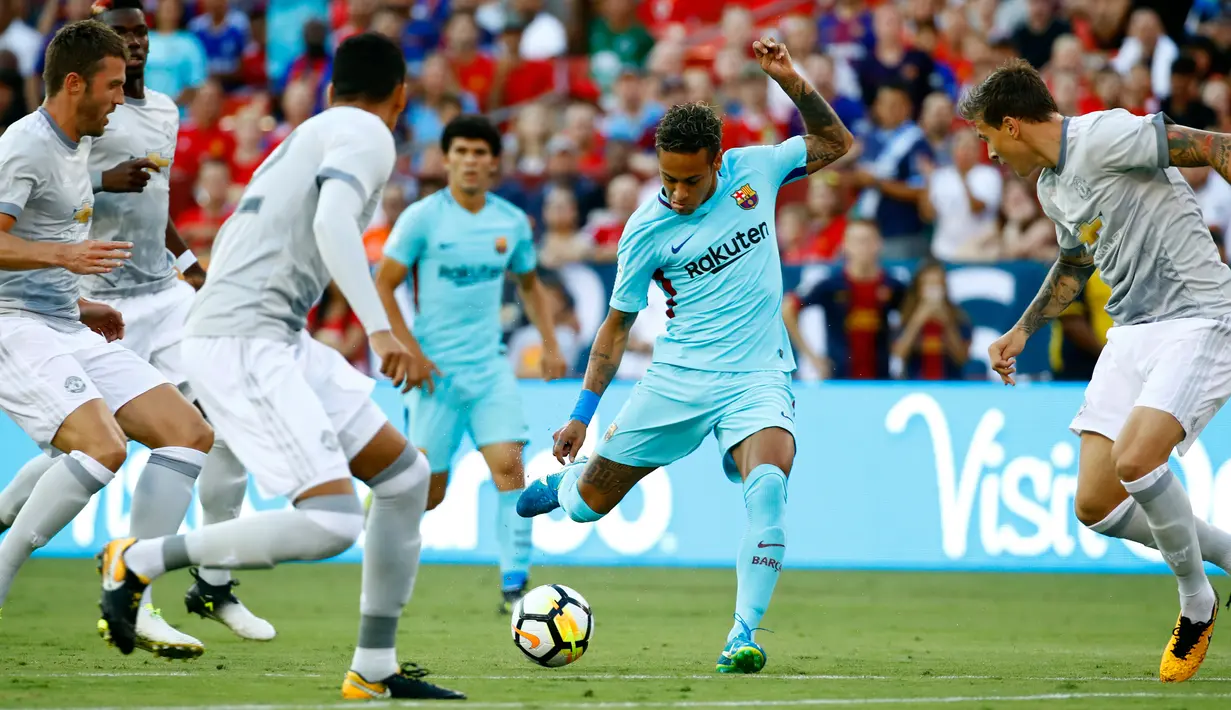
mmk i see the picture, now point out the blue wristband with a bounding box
[570,389,601,426]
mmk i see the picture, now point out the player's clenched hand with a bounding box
[752,37,797,84]
[541,346,567,382]
[552,420,587,464]
[370,331,419,393]
[79,299,124,342]
[57,240,132,274]
[101,158,159,193]
[988,327,1029,386]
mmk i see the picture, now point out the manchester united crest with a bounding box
[495,236,508,254]
[731,183,758,210]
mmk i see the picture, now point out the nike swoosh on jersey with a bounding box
[757,541,785,548]
[671,236,693,254]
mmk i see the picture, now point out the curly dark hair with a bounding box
[43,20,128,97]
[441,114,502,156]
[655,102,723,158]
[958,58,1058,126]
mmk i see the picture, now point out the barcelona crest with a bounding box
[495,235,508,254]
[731,183,758,210]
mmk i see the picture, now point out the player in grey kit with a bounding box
[968,59,1231,682]
[0,19,212,636]
[0,0,273,654]
[94,32,463,700]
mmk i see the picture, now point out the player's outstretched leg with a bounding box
[718,463,787,674]
[184,441,276,641]
[483,443,532,613]
[127,445,208,659]
[342,426,464,701]
[0,454,57,535]
[1114,411,1219,682]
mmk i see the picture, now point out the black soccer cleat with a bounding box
[341,662,466,700]
[97,538,150,655]
[184,568,276,641]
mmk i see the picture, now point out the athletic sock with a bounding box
[1123,465,1216,621]
[130,447,206,607]
[195,442,247,587]
[0,454,57,530]
[496,490,531,591]
[1088,497,1231,573]
[0,452,113,606]
[352,445,430,681]
[728,464,788,643]
[557,462,602,523]
[123,494,363,582]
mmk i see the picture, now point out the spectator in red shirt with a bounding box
[238,6,268,90]
[333,0,377,46]
[177,159,235,263]
[727,62,784,149]
[562,102,607,180]
[172,78,234,218]
[228,107,268,187]
[587,172,640,262]
[892,260,972,381]
[444,13,496,110]
[489,20,556,110]
[269,77,315,147]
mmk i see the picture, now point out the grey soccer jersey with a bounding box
[1036,109,1231,325]
[82,89,179,300]
[186,106,393,341]
[0,109,95,326]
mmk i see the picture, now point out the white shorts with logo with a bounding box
[93,280,195,395]
[1070,317,1231,454]
[0,315,169,452]
[182,332,388,500]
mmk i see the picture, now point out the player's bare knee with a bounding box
[179,417,215,453]
[1113,446,1166,484]
[1073,493,1117,528]
[88,438,129,473]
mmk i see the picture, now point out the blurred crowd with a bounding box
[0,0,1228,380]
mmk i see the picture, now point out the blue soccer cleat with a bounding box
[517,458,587,518]
[716,614,768,674]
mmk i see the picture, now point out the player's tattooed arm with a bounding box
[1014,245,1095,337]
[1165,125,1231,184]
[779,73,854,174]
[582,308,638,396]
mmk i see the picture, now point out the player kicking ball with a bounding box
[518,37,852,674]
[0,0,272,656]
[93,32,462,700]
[374,115,566,614]
[969,59,1231,682]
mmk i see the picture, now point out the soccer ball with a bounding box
[511,584,593,667]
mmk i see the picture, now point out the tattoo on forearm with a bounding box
[781,75,850,171]
[581,310,637,396]
[1167,126,1231,183]
[1015,251,1095,336]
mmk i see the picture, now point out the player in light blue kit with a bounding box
[518,37,852,673]
[375,116,566,613]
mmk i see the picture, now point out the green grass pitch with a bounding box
[2,559,1231,708]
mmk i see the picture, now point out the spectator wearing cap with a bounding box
[490,18,556,110]
[510,0,566,61]
[856,4,938,116]
[189,0,251,91]
[850,82,934,259]
[1161,56,1218,130]
[146,0,208,104]
[1110,8,1179,100]
[589,0,654,93]
[601,65,663,145]
[444,13,496,111]
[1010,0,1071,70]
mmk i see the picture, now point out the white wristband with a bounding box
[175,250,198,272]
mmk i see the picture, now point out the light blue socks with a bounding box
[557,461,602,523]
[496,490,533,591]
[728,464,788,642]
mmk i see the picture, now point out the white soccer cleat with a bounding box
[135,604,205,660]
[184,568,276,641]
[211,598,276,641]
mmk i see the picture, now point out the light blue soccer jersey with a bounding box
[383,189,536,369]
[610,135,808,373]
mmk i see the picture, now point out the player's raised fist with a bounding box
[753,37,796,83]
[57,240,132,274]
[988,327,1029,386]
[100,158,159,193]
[78,298,125,342]
[552,419,588,464]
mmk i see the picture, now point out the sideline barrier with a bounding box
[12,381,1229,573]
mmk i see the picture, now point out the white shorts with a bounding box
[0,316,169,452]
[94,280,195,394]
[1070,317,1231,454]
[182,332,388,500]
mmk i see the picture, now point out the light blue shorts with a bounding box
[595,363,796,482]
[405,359,529,475]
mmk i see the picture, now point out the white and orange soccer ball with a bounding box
[511,584,593,667]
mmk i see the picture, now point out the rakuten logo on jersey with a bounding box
[683,221,770,279]
[438,264,504,287]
